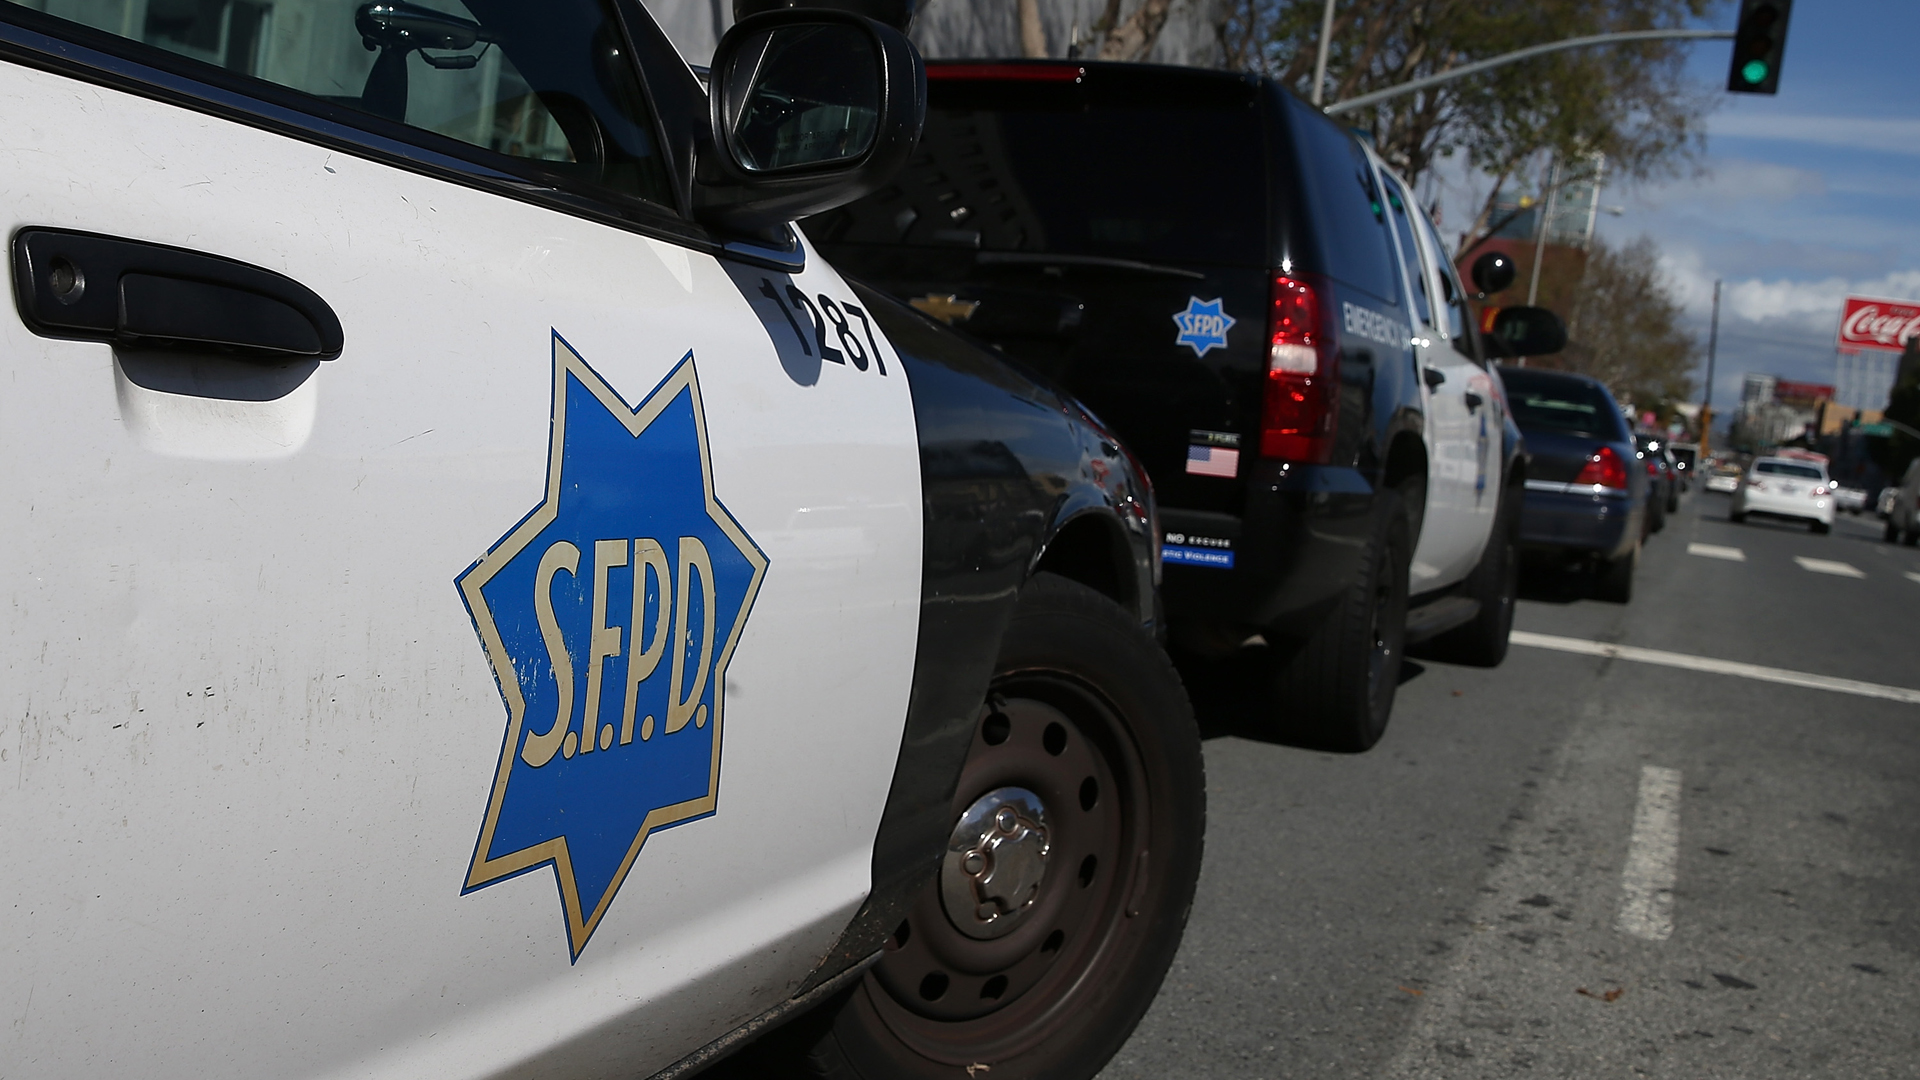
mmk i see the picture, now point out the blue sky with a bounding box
[1435,0,1920,411]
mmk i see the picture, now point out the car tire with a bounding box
[1811,519,1831,535]
[1667,488,1679,514]
[1904,526,1919,548]
[775,572,1205,1080]
[1595,538,1638,604]
[1648,496,1666,533]
[1268,488,1412,752]
[1730,507,1747,524]
[1422,486,1518,668]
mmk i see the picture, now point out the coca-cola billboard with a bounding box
[1837,295,1920,352]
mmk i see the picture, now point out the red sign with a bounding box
[1838,295,1920,352]
[1772,379,1833,404]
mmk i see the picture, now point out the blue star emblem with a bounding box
[1172,296,1236,357]
[457,334,767,960]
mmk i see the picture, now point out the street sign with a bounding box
[1727,0,1792,95]
[1837,295,1920,353]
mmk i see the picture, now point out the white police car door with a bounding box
[1380,167,1486,590]
[0,4,920,1078]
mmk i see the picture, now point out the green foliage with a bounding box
[1555,236,1697,412]
[1218,0,1718,239]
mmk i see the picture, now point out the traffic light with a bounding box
[1727,0,1792,95]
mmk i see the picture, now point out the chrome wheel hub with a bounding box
[941,786,1050,940]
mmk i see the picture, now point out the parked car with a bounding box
[1731,457,1836,533]
[806,58,1563,750]
[1499,366,1647,603]
[0,3,1205,1078]
[1879,483,1901,519]
[1886,458,1920,545]
[1706,462,1744,493]
[1634,432,1678,530]
[1833,483,1870,514]
[1668,440,1699,490]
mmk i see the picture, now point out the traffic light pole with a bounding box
[1702,279,1721,459]
[1323,28,1735,116]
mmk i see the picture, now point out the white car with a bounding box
[1833,484,1870,514]
[1730,457,1836,533]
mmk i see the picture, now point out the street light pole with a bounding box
[1311,0,1336,106]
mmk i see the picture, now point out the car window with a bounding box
[1383,177,1433,327]
[1289,98,1399,304]
[15,0,673,205]
[1755,461,1824,480]
[1500,371,1625,439]
[1416,208,1476,359]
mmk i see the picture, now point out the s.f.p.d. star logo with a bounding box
[458,334,767,960]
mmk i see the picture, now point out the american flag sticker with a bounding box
[1186,444,1240,478]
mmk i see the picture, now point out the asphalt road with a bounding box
[1101,490,1920,1079]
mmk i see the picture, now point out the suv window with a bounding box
[810,71,1267,266]
[1383,176,1432,327]
[1287,97,1398,303]
[14,0,672,205]
[1411,195,1476,361]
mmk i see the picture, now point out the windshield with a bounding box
[1755,461,1825,479]
[811,72,1267,266]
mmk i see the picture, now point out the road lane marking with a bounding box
[1617,765,1681,941]
[1907,571,1920,585]
[1509,631,1920,705]
[1795,556,1865,578]
[1687,542,1745,561]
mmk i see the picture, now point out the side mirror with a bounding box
[1483,306,1567,358]
[1470,251,1516,298]
[696,9,926,233]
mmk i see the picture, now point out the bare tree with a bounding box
[1018,0,1049,57]
[1097,0,1176,60]
[1552,236,1697,413]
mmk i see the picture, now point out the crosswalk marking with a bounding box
[1795,556,1866,578]
[1687,542,1745,561]
[1509,631,1920,705]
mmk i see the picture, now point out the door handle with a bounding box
[1422,366,1445,391]
[12,228,343,361]
[1464,391,1484,411]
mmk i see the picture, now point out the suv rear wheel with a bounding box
[1269,489,1412,752]
[753,573,1204,1080]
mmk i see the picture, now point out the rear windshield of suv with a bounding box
[807,69,1267,266]
[1500,371,1625,439]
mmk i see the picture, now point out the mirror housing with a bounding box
[696,9,926,234]
[1470,251,1516,298]
[1482,306,1568,359]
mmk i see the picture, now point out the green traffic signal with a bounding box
[1727,0,1792,95]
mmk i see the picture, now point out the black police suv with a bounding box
[807,59,1553,750]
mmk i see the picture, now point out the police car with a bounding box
[808,60,1567,751]
[0,2,1203,1078]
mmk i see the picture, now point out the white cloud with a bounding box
[1710,114,1920,158]
[1660,245,1920,336]
[1637,159,1826,210]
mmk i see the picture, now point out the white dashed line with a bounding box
[1617,765,1682,941]
[1907,571,1920,585]
[1795,556,1866,578]
[1509,631,1920,705]
[1687,542,1745,561]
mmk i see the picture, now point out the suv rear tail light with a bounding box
[1259,274,1337,463]
[1574,446,1630,491]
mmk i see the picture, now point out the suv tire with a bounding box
[1270,489,1411,752]
[1422,486,1518,668]
[766,573,1205,1080]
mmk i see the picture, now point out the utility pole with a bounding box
[1701,278,1721,458]
[1311,0,1337,106]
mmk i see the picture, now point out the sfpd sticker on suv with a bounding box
[457,335,768,959]
[1172,297,1235,356]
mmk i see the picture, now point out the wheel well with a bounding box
[1033,514,1134,614]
